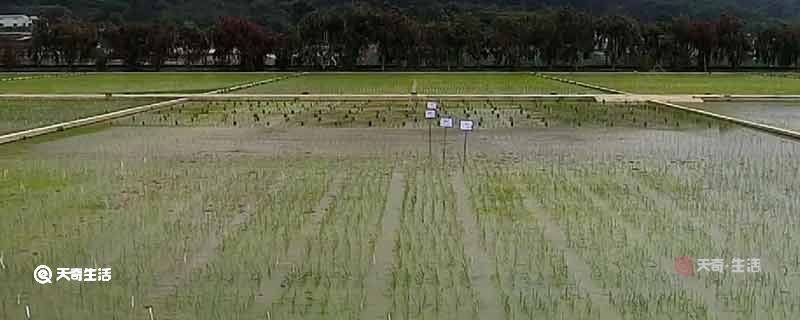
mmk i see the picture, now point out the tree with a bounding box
[145,23,176,71]
[597,14,641,70]
[688,21,718,72]
[716,14,749,70]
[213,16,276,71]
[1,46,18,70]
[178,25,210,67]
[51,21,97,70]
[106,23,149,70]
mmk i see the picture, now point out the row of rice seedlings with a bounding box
[168,157,336,320]
[260,160,392,320]
[130,100,723,130]
[519,163,712,320]
[634,131,800,317]
[626,159,800,318]
[465,164,599,319]
[390,165,474,319]
[1,154,274,319]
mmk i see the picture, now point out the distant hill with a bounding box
[2,0,800,28]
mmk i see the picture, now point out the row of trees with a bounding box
[11,5,800,71]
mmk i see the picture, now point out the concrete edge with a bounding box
[0,73,305,145]
[649,100,800,141]
[533,73,629,94]
[0,98,189,145]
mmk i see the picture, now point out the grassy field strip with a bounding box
[536,73,628,94]
[570,171,738,319]
[0,98,188,144]
[252,173,346,313]
[451,169,503,319]
[361,169,405,320]
[650,100,800,141]
[516,185,622,319]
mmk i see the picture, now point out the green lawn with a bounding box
[240,72,595,94]
[0,98,163,135]
[0,73,288,94]
[555,73,800,94]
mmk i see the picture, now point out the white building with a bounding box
[0,15,37,30]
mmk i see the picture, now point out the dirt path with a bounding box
[517,185,622,320]
[253,172,346,313]
[574,174,738,319]
[450,169,503,320]
[361,169,405,320]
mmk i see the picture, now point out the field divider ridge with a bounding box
[534,73,629,94]
[0,98,189,145]
[450,169,504,319]
[649,100,800,141]
[362,168,405,320]
[0,73,305,145]
[204,72,307,94]
[252,172,346,316]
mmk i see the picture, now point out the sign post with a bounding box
[425,101,438,159]
[440,117,453,167]
[425,109,437,158]
[460,120,474,167]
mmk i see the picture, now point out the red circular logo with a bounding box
[674,256,694,276]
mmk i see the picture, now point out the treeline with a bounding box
[10,4,800,71]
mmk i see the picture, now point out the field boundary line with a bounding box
[252,172,346,315]
[0,72,87,82]
[205,72,306,94]
[8,93,800,102]
[534,73,629,94]
[361,168,405,320]
[650,100,800,141]
[0,98,189,145]
[516,183,622,320]
[0,73,305,145]
[450,169,504,320]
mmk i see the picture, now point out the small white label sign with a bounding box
[440,117,453,128]
[425,110,437,119]
[460,120,474,131]
[426,101,438,110]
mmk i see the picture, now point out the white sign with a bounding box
[460,120,474,131]
[440,117,453,128]
[425,110,437,119]
[426,101,438,110]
